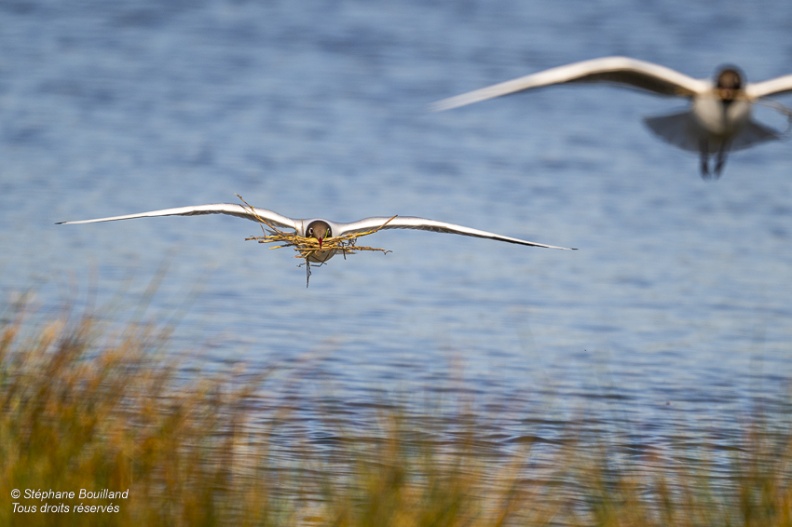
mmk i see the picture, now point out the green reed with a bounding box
[0,296,790,526]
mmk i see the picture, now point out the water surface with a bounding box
[2,0,792,453]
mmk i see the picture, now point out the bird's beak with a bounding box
[718,88,737,102]
[318,237,324,248]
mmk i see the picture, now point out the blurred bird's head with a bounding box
[715,66,744,102]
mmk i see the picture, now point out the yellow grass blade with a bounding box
[237,195,393,260]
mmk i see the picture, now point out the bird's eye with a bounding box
[307,227,314,236]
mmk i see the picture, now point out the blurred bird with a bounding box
[433,56,792,178]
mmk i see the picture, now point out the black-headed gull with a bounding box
[58,203,574,285]
[433,56,792,178]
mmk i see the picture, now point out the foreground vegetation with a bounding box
[0,300,791,526]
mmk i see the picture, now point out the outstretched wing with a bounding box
[57,203,298,230]
[746,74,792,99]
[432,56,707,112]
[336,216,575,250]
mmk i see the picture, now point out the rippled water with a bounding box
[2,0,792,451]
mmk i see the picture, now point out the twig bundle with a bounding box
[246,228,393,260]
[754,98,792,135]
[238,196,393,261]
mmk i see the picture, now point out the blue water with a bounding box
[2,0,792,450]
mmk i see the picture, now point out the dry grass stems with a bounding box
[3,291,792,526]
[754,98,792,135]
[237,196,393,286]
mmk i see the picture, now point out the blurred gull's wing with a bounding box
[746,74,792,99]
[57,203,299,231]
[336,216,575,250]
[432,56,708,112]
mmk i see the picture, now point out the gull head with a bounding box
[714,65,744,102]
[306,220,332,248]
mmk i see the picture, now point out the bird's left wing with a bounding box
[746,74,792,99]
[57,203,298,230]
[431,56,707,112]
[337,216,575,250]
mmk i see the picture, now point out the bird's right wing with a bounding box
[432,56,707,112]
[339,216,576,250]
[746,74,792,99]
[57,203,298,230]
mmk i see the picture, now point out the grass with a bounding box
[239,195,393,262]
[1,295,791,526]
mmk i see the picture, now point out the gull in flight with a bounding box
[58,203,574,285]
[433,56,792,178]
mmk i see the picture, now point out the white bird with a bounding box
[432,56,792,178]
[58,203,574,285]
